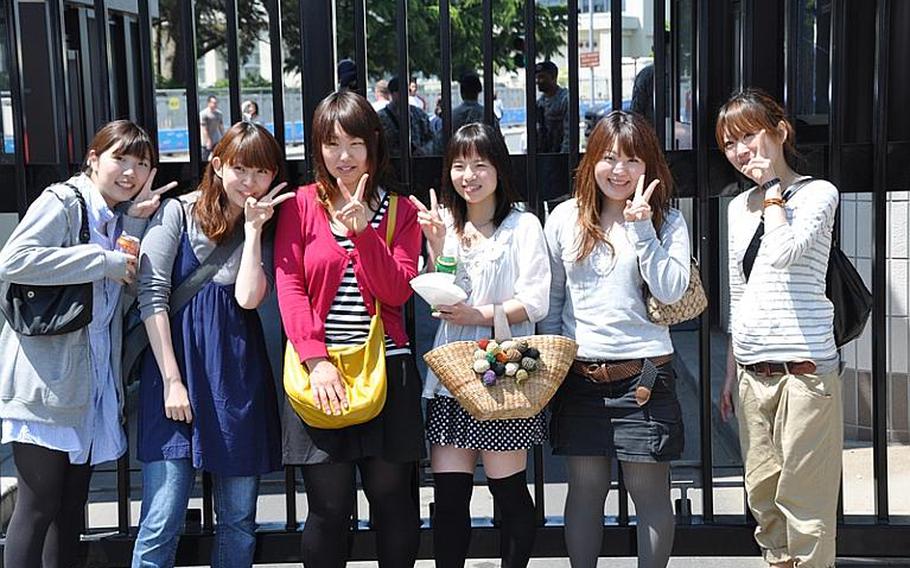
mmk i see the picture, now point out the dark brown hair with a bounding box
[441,123,521,234]
[311,90,390,211]
[82,120,157,173]
[715,87,797,167]
[574,110,674,262]
[196,121,283,243]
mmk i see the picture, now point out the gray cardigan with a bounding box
[0,176,147,427]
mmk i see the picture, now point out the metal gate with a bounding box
[1,0,910,564]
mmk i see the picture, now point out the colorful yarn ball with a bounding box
[505,362,520,377]
[486,340,500,354]
[491,362,506,376]
[524,347,540,359]
[515,369,529,383]
[500,340,516,352]
[505,348,523,362]
[485,352,496,364]
[520,357,539,372]
[482,370,498,386]
[477,339,490,350]
[473,349,487,361]
[495,352,509,363]
[514,339,530,353]
[472,359,491,374]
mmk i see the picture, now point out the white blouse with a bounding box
[422,207,551,398]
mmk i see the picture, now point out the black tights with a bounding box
[433,470,536,568]
[300,458,419,568]
[4,442,93,568]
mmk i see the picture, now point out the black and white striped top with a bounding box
[324,191,410,357]
[727,179,839,371]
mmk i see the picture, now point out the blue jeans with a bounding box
[131,459,260,568]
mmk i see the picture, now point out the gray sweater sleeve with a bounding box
[0,188,127,285]
[137,198,185,320]
[625,209,691,305]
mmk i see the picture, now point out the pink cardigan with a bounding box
[274,183,421,363]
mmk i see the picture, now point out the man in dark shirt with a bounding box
[535,61,569,153]
[377,77,434,157]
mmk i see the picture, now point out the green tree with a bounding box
[281,0,568,80]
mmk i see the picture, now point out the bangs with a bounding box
[111,133,155,163]
[715,98,776,147]
[447,123,508,170]
[217,124,282,172]
[313,96,379,145]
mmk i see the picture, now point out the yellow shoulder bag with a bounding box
[283,195,398,429]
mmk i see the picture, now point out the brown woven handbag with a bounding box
[645,257,707,326]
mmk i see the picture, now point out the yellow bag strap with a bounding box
[373,194,398,317]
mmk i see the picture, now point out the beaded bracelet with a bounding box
[763,197,785,209]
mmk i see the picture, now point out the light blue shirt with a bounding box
[1,175,127,465]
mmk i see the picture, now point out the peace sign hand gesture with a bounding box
[740,130,778,187]
[408,188,446,255]
[623,174,660,222]
[333,174,370,235]
[127,168,178,219]
[244,182,294,232]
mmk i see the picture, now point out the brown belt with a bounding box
[571,355,673,384]
[741,361,817,377]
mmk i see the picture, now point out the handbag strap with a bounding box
[372,194,398,319]
[60,182,90,244]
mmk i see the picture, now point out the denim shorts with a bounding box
[549,361,684,462]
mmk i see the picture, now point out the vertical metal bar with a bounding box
[93,0,111,123]
[871,0,891,523]
[116,454,130,535]
[137,0,158,143]
[694,0,714,522]
[353,0,367,96]
[567,0,580,169]
[225,0,241,122]
[439,0,453,145]
[395,0,410,186]
[6,0,28,216]
[285,466,299,530]
[50,0,71,169]
[617,465,629,525]
[782,0,793,112]
[524,0,538,206]
[610,0,622,110]
[122,14,139,121]
[533,445,545,525]
[742,0,754,85]
[299,0,335,178]
[653,0,666,148]
[482,0,494,126]
[182,0,202,179]
[202,471,214,532]
[265,0,285,152]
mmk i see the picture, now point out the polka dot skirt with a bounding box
[425,396,547,451]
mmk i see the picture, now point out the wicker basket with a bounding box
[646,257,707,326]
[424,335,577,421]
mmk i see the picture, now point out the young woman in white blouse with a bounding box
[410,122,550,568]
[717,88,841,568]
[541,110,690,568]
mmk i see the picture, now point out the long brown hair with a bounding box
[573,110,673,262]
[196,121,283,243]
[82,120,157,173]
[440,123,521,234]
[715,88,797,168]
[311,90,390,211]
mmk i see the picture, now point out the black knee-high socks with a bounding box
[432,470,536,568]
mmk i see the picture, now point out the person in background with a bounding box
[0,120,172,568]
[378,77,434,157]
[408,77,428,112]
[411,123,549,568]
[131,122,286,568]
[542,110,689,568]
[373,79,391,112]
[200,95,225,161]
[717,88,842,568]
[275,90,423,568]
[241,100,261,125]
[534,61,569,153]
[337,59,358,91]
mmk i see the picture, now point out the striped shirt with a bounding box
[325,191,410,357]
[727,178,839,371]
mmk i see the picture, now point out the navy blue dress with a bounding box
[137,231,282,477]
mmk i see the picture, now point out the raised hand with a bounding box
[244,182,294,232]
[623,174,660,222]
[740,130,777,185]
[127,167,178,218]
[408,188,446,254]
[333,173,370,235]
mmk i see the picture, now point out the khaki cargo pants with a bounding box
[735,366,843,568]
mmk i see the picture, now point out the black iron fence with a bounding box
[1,0,910,564]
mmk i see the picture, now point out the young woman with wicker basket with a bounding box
[541,110,691,568]
[274,90,424,568]
[717,89,842,568]
[409,123,551,568]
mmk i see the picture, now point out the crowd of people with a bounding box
[0,83,842,568]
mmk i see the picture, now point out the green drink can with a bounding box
[435,255,457,274]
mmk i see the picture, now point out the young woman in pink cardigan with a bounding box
[274,90,423,568]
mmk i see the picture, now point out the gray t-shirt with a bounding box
[199,107,224,146]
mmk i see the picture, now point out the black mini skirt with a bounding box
[549,360,684,463]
